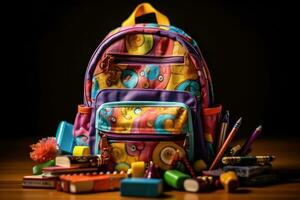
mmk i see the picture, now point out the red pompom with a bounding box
[30,137,58,163]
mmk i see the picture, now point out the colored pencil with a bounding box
[239,125,262,155]
[209,117,242,170]
[217,110,229,152]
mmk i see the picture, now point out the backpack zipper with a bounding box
[103,132,186,141]
[100,53,184,72]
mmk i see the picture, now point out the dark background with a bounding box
[3,0,286,139]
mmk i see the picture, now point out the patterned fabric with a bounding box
[91,32,200,101]
[97,105,188,134]
[73,21,221,166]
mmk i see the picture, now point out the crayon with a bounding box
[239,125,262,155]
[164,170,190,189]
[222,155,275,166]
[210,117,242,170]
[217,110,229,152]
[219,171,239,193]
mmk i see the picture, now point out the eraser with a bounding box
[184,176,214,192]
[164,170,190,189]
[55,121,75,154]
[183,178,200,192]
[131,161,145,177]
[73,146,90,156]
[32,159,55,175]
[121,178,163,197]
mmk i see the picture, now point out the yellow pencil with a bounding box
[209,117,242,170]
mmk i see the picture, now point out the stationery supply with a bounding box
[240,173,277,186]
[73,146,90,156]
[183,176,214,192]
[223,165,272,178]
[229,144,241,156]
[24,2,275,196]
[55,121,75,154]
[239,125,263,155]
[222,155,275,166]
[55,155,101,168]
[219,171,239,193]
[32,159,55,175]
[120,178,163,197]
[209,117,243,170]
[202,168,223,177]
[42,166,98,177]
[59,172,127,193]
[164,170,191,189]
[131,161,145,177]
[22,175,58,189]
[217,110,230,152]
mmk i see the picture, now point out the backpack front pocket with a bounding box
[95,101,194,169]
[90,53,201,99]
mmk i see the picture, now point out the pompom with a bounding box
[30,137,58,163]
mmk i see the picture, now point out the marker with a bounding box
[239,125,262,155]
[222,155,275,166]
[209,117,242,170]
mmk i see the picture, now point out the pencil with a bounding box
[217,110,229,152]
[239,125,262,155]
[209,117,242,170]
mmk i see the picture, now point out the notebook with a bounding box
[42,166,98,177]
[59,172,127,193]
[55,155,101,168]
[22,175,58,188]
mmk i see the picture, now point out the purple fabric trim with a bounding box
[88,89,208,160]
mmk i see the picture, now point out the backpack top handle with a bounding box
[121,2,170,27]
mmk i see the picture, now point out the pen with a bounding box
[222,155,276,165]
[209,117,242,170]
[239,125,262,155]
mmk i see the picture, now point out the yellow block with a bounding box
[220,171,239,193]
[72,146,90,156]
[131,161,145,177]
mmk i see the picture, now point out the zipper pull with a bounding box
[100,55,114,72]
[99,133,110,151]
[99,133,112,166]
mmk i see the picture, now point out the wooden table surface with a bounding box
[1,137,300,200]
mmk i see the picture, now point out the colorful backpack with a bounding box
[72,3,222,171]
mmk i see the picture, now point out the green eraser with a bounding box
[32,159,55,175]
[164,170,190,189]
